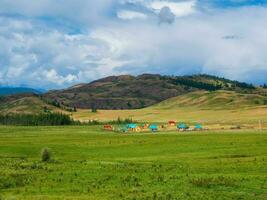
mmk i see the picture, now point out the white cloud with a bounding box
[0,0,267,88]
[87,5,267,83]
[42,69,77,85]
[117,10,147,20]
[149,0,197,17]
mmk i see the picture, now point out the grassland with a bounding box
[72,91,267,130]
[0,126,266,199]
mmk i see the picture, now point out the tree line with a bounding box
[0,113,135,126]
[0,113,74,126]
[173,77,222,91]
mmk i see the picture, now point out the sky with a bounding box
[0,0,267,89]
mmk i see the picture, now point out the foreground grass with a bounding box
[0,126,266,200]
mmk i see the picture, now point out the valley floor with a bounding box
[73,106,267,130]
[0,126,266,200]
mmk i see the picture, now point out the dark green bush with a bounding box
[41,148,52,162]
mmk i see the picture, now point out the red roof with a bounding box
[104,125,112,128]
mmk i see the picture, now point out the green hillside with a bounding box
[152,90,267,110]
[0,94,65,114]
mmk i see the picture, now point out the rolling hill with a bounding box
[152,90,267,110]
[1,74,267,124]
[44,74,264,110]
[0,93,65,114]
[72,90,267,125]
[1,89,267,127]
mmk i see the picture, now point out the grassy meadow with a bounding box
[0,126,266,199]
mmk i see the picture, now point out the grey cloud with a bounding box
[0,0,116,26]
[222,35,241,40]
[158,6,176,24]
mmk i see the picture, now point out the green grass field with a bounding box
[0,126,266,200]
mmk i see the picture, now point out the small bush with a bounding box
[91,108,98,113]
[190,176,235,188]
[41,148,52,162]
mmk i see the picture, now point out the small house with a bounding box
[126,124,140,132]
[149,124,158,132]
[127,124,137,129]
[168,121,176,126]
[195,124,203,130]
[177,123,188,130]
[103,125,113,131]
[142,124,150,129]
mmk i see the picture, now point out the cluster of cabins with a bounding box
[103,121,203,133]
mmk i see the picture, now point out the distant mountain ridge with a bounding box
[43,74,266,109]
[0,87,44,96]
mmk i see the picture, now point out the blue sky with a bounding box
[0,0,267,89]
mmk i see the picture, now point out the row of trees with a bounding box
[173,78,222,91]
[0,113,74,126]
[161,74,256,91]
[0,113,135,126]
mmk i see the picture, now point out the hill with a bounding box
[152,90,267,110]
[73,90,267,125]
[44,74,264,110]
[0,87,44,96]
[0,93,65,114]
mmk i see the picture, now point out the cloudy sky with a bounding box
[0,0,267,89]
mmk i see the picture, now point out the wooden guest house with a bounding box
[149,124,158,132]
[168,121,176,126]
[126,124,141,132]
[177,123,188,131]
[103,125,113,131]
[195,124,203,130]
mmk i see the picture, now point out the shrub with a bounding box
[190,176,235,188]
[41,148,52,162]
[91,107,98,113]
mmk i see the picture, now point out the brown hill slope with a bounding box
[44,74,265,109]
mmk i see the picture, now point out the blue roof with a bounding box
[127,124,137,129]
[195,124,203,129]
[149,124,158,129]
[178,123,187,129]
